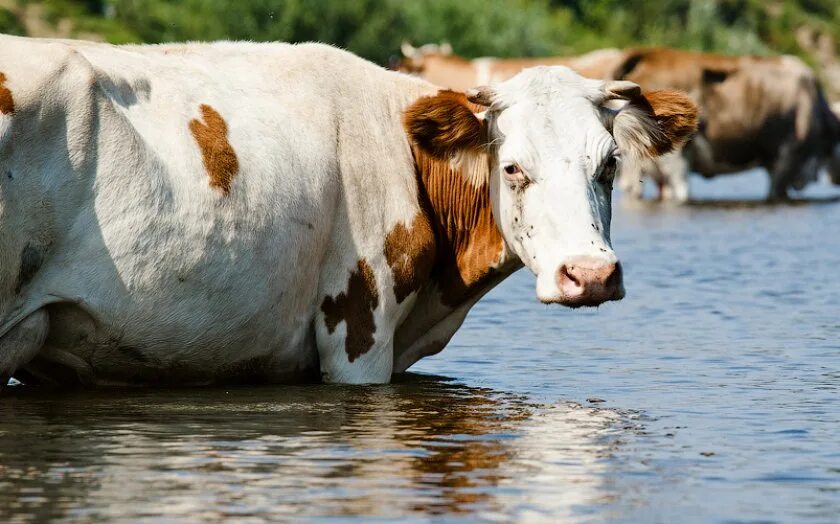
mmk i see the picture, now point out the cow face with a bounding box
[405,66,697,307]
[393,42,453,74]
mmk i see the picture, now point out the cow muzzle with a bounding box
[553,256,624,307]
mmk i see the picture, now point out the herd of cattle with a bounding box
[396,43,840,201]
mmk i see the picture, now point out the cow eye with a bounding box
[598,155,619,188]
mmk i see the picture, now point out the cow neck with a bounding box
[411,146,517,307]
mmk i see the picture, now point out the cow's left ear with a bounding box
[403,90,487,159]
[608,87,698,158]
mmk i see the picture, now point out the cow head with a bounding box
[393,41,453,74]
[405,66,697,307]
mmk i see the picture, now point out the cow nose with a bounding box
[556,256,624,307]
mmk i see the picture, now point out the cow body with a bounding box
[613,48,840,201]
[0,37,446,385]
[0,36,695,386]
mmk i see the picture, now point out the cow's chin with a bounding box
[537,290,625,308]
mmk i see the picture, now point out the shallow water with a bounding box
[2,171,839,523]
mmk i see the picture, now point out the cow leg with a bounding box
[0,309,49,389]
[315,258,397,384]
[767,143,801,201]
[768,176,792,202]
[624,153,690,203]
[658,151,690,203]
[316,317,394,384]
[617,158,645,200]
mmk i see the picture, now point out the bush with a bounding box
[0,8,25,36]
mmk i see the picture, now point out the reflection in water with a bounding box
[0,376,627,521]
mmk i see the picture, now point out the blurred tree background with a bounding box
[1,0,839,96]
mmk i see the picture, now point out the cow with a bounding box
[830,102,840,185]
[612,48,840,202]
[0,36,696,387]
[396,42,624,91]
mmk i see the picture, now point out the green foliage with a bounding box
[7,1,840,65]
[18,0,141,42]
[0,8,25,36]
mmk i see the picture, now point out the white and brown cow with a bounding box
[0,36,696,386]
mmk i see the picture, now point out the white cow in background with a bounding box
[0,36,696,386]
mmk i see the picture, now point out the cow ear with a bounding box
[612,89,698,158]
[604,80,642,100]
[403,90,487,159]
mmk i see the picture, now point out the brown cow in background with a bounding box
[395,42,623,91]
[396,44,840,201]
[614,48,840,201]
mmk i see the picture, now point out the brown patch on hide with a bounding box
[403,90,487,159]
[422,160,506,307]
[321,259,380,362]
[0,73,14,115]
[403,90,508,307]
[189,104,239,194]
[384,213,436,303]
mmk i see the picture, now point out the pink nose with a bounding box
[556,256,624,307]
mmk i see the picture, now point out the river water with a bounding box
[1,171,838,523]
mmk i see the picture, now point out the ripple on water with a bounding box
[0,380,641,522]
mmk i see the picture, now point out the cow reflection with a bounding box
[0,378,624,519]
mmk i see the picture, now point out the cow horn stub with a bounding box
[603,80,642,100]
[401,41,416,58]
[466,86,494,107]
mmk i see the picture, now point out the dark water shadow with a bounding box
[685,195,840,209]
[0,374,629,521]
[622,195,840,211]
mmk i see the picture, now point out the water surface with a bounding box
[2,171,839,522]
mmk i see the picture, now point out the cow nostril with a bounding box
[560,265,581,288]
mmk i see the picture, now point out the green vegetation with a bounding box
[3,1,840,65]
[0,7,25,35]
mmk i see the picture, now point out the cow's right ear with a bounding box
[403,90,487,159]
[609,88,698,158]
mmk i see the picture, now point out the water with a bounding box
[1,171,839,523]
